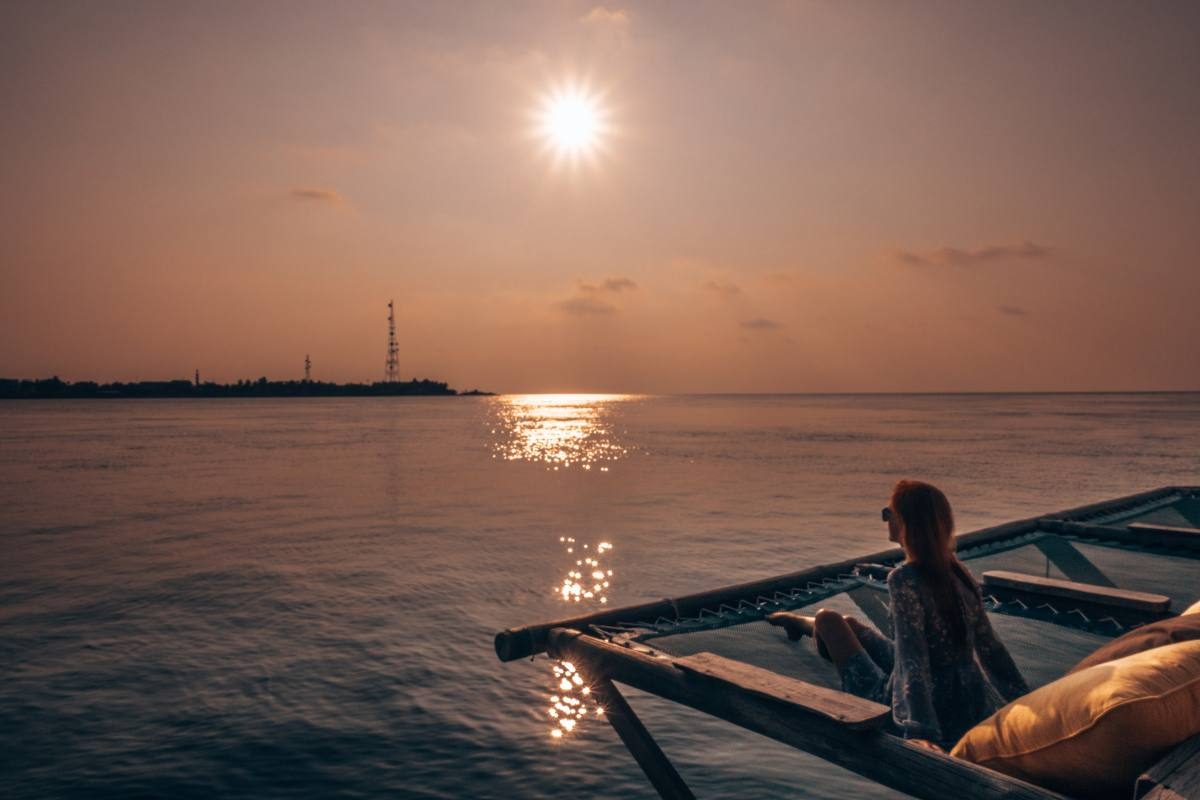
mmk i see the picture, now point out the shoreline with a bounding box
[0,377,493,400]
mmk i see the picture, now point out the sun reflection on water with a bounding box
[557,538,613,604]
[488,395,632,738]
[489,394,634,470]
[547,536,614,738]
[547,660,605,739]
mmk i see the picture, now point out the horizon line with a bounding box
[4,376,1199,397]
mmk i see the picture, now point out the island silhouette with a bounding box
[0,376,492,399]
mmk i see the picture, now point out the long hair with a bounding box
[891,479,976,644]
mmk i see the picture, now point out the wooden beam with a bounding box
[1135,733,1200,800]
[673,652,889,730]
[548,629,1068,800]
[981,570,1170,613]
[1032,534,1115,587]
[495,598,678,661]
[1040,485,1183,524]
[590,676,696,800]
[1041,519,1200,555]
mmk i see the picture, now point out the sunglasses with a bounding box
[881,507,893,522]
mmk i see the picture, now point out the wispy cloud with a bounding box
[998,305,1030,317]
[704,280,742,298]
[740,317,782,331]
[895,241,1052,268]
[581,6,631,27]
[557,295,618,316]
[556,276,636,316]
[580,277,637,294]
[290,187,343,205]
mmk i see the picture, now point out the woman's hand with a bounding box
[908,738,945,753]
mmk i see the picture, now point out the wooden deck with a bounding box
[981,570,1172,613]
[495,486,1200,800]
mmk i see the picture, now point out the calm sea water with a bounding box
[2,394,1198,799]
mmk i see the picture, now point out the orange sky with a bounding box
[2,1,1198,392]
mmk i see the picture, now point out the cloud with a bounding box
[290,187,343,205]
[581,6,631,27]
[579,277,638,294]
[557,295,617,316]
[703,281,742,298]
[740,317,782,331]
[557,276,636,316]
[895,241,1052,268]
[998,305,1030,317]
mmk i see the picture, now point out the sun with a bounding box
[535,85,609,162]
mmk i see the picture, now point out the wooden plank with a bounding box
[494,597,678,661]
[1043,519,1200,555]
[1033,534,1115,587]
[982,570,1171,612]
[673,651,890,730]
[547,629,1068,800]
[1040,485,1183,524]
[1136,733,1200,800]
[1129,522,1200,536]
[590,676,696,800]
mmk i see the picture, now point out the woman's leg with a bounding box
[766,610,867,666]
[766,611,816,641]
[770,609,889,701]
[812,608,868,671]
[845,616,894,673]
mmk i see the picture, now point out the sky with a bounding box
[2,0,1198,393]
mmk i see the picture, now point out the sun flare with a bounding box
[536,85,609,162]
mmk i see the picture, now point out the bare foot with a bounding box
[766,612,816,642]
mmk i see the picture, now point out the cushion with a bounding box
[1185,598,1200,616]
[1069,614,1200,674]
[950,640,1200,800]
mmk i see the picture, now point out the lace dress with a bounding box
[839,562,1029,748]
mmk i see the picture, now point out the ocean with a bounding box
[2,393,1198,799]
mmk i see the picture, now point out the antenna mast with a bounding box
[304,354,311,382]
[385,300,399,383]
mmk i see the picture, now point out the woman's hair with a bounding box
[891,479,976,643]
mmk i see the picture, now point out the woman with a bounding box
[768,480,1028,751]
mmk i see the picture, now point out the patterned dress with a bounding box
[839,562,1029,748]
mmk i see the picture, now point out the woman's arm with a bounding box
[888,569,943,742]
[974,606,1029,701]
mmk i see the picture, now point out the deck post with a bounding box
[1033,533,1115,586]
[591,677,696,800]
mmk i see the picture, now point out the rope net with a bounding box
[593,531,1200,691]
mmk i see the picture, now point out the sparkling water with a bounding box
[2,394,1198,799]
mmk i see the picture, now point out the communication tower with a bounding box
[304,354,311,382]
[385,300,399,383]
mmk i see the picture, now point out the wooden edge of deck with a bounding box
[1043,519,1200,554]
[1136,733,1200,800]
[1129,522,1200,536]
[546,628,1069,800]
[672,651,890,730]
[981,569,1171,612]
